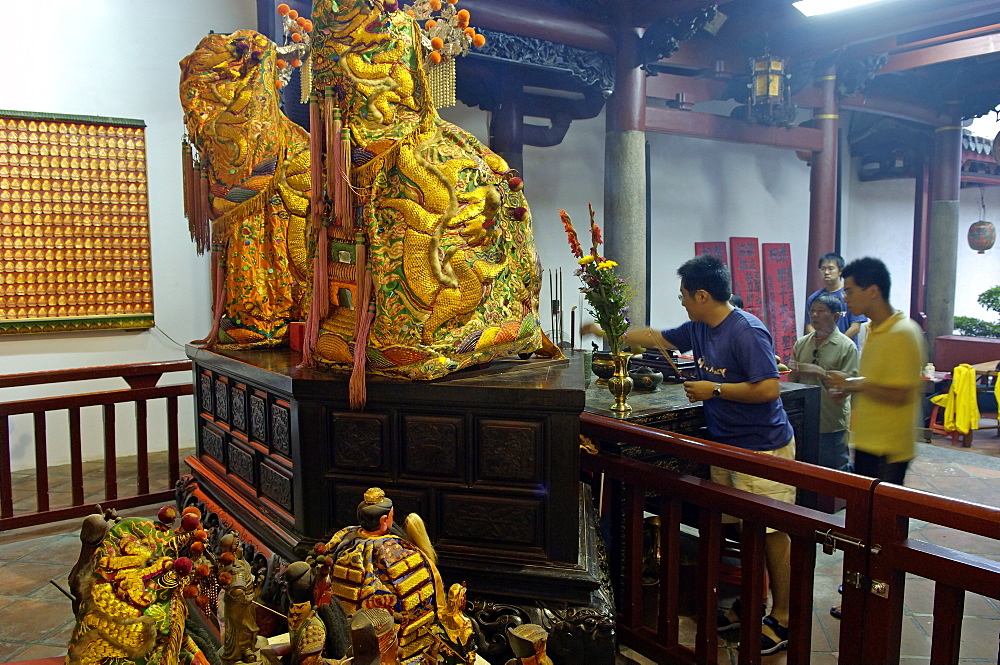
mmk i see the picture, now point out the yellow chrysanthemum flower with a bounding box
[596,260,617,270]
[578,255,595,265]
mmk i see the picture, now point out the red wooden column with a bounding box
[605,17,649,325]
[806,65,839,295]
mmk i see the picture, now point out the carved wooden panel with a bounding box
[260,460,293,513]
[250,393,267,443]
[401,415,461,479]
[199,371,213,414]
[271,402,291,457]
[477,419,543,484]
[440,495,541,546]
[330,413,387,472]
[231,385,247,432]
[332,485,426,533]
[214,378,229,423]
[228,439,255,486]
[201,425,224,464]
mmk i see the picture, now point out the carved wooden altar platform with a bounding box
[185,345,605,605]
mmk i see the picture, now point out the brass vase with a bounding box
[607,351,633,413]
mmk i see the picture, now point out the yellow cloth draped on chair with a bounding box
[930,364,981,435]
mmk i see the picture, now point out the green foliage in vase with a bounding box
[559,204,635,355]
[954,285,1000,338]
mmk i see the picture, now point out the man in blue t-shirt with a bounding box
[585,254,794,656]
[804,252,867,345]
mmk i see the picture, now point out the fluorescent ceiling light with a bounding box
[793,0,891,17]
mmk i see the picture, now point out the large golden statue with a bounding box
[306,0,547,386]
[180,31,313,348]
[179,1,553,402]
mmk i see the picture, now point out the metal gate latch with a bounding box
[844,570,890,598]
[816,529,881,555]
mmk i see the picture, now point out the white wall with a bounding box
[444,101,1000,352]
[841,139,1000,327]
[1,1,257,470]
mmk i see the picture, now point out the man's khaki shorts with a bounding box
[710,438,796,531]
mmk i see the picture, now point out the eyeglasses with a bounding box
[677,292,684,302]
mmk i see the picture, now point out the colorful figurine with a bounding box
[322,488,442,663]
[65,506,213,665]
[219,532,264,664]
[504,624,553,665]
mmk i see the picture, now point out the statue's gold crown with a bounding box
[364,487,386,504]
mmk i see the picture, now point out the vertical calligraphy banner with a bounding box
[694,241,728,266]
[762,242,796,362]
[729,237,763,322]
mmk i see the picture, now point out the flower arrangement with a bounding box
[560,203,635,355]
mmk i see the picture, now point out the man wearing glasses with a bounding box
[587,255,795,655]
[803,252,867,345]
[788,292,859,471]
[826,257,925,484]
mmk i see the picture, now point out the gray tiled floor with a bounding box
[2,438,999,664]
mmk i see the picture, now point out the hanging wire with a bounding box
[980,185,987,220]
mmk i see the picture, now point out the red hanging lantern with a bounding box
[969,186,996,253]
[968,220,996,253]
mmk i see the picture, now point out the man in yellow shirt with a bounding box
[827,257,926,484]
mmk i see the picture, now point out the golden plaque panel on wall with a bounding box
[0,110,153,334]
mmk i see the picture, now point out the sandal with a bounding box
[717,598,741,632]
[761,615,789,656]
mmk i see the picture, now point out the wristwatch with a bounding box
[712,382,723,398]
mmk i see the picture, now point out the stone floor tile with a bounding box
[0,561,70,597]
[0,598,74,642]
[8,643,68,660]
[918,526,1000,557]
[903,475,936,491]
[959,463,1000,478]
[0,533,63,562]
[897,615,931,658]
[0,641,26,661]
[956,616,1000,660]
[41,618,76,646]
[810,610,834,651]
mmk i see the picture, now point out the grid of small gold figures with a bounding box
[0,115,153,328]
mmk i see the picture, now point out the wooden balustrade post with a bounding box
[103,403,117,501]
[167,395,180,487]
[696,508,722,665]
[69,407,84,505]
[33,412,48,513]
[0,416,12,518]
[136,400,149,495]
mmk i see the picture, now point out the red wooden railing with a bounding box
[0,361,193,531]
[580,412,1000,665]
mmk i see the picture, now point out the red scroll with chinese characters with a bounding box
[694,241,728,266]
[762,242,796,362]
[729,237,763,322]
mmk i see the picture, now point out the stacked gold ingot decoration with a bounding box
[0,114,153,327]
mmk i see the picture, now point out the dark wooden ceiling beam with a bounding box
[879,32,1000,74]
[644,73,949,126]
[774,0,1000,58]
[645,106,824,151]
[460,0,616,53]
[645,74,729,104]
